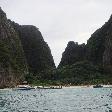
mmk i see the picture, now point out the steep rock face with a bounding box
[86,15,112,71]
[60,15,112,68]
[103,16,112,68]
[12,23,55,75]
[86,16,112,65]
[0,7,55,85]
[58,15,112,84]
[0,8,28,88]
[103,33,112,67]
[58,41,86,67]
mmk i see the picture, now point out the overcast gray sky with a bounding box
[0,0,112,66]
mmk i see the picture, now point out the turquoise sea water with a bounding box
[0,87,112,112]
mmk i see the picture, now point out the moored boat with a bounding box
[93,84,103,88]
[15,85,35,90]
[37,86,62,89]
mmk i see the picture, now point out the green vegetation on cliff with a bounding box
[57,61,112,85]
[12,24,56,81]
[58,15,112,85]
[0,8,28,88]
[59,41,86,67]
[0,8,55,87]
[0,7,112,87]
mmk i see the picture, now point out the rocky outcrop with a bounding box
[59,15,112,68]
[103,16,112,67]
[12,23,55,74]
[0,8,28,88]
[86,15,112,66]
[58,15,112,84]
[86,15,112,73]
[58,41,86,67]
[0,7,55,87]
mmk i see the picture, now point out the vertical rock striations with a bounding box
[58,15,112,84]
[86,15,112,66]
[12,24,56,75]
[0,8,28,88]
[102,15,112,70]
[59,41,86,67]
[0,7,55,87]
[59,15,112,69]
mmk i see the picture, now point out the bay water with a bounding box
[0,87,112,112]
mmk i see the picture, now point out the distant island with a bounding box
[0,7,112,88]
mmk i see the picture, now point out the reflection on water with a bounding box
[0,88,112,112]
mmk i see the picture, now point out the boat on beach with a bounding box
[13,81,63,90]
[14,85,62,90]
[37,86,62,89]
[15,85,35,90]
[14,81,35,90]
[93,84,103,88]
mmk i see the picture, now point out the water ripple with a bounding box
[0,88,112,112]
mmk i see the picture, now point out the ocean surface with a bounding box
[0,87,112,112]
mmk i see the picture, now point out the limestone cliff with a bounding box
[0,7,55,87]
[0,8,28,88]
[58,15,112,84]
[59,41,86,67]
[59,15,112,68]
[86,16,112,66]
[12,24,56,75]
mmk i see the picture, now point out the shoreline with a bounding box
[0,84,112,90]
[63,85,112,88]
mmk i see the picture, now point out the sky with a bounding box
[0,0,112,66]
